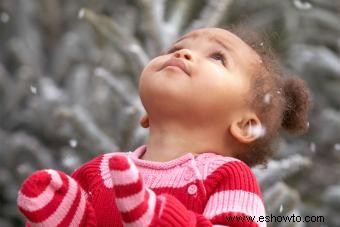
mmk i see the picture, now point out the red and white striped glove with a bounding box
[109,155,161,227]
[17,169,97,227]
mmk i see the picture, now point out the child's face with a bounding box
[139,28,261,126]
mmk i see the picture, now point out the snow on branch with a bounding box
[253,154,311,190]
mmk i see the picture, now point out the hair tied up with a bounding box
[281,76,312,135]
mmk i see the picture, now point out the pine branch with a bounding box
[67,65,91,107]
[6,131,58,170]
[0,63,14,119]
[138,0,166,55]
[79,8,149,82]
[15,0,43,73]
[118,106,140,150]
[4,65,37,121]
[94,67,139,108]
[253,155,311,190]
[263,182,301,225]
[69,105,119,154]
[304,7,340,33]
[165,0,196,44]
[298,46,340,78]
[186,0,234,31]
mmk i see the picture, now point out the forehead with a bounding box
[177,28,242,46]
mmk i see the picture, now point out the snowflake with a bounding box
[78,8,85,19]
[94,67,109,77]
[334,143,340,151]
[309,142,316,153]
[0,12,9,23]
[69,139,78,148]
[248,124,266,138]
[292,0,312,10]
[263,93,272,104]
[16,163,33,175]
[62,153,80,169]
[30,86,37,95]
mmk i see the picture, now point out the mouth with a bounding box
[160,58,189,76]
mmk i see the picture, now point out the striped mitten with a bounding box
[109,155,160,226]
[17,169,97,227]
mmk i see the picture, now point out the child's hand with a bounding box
[17,169,97,227]
[109,154,159,226]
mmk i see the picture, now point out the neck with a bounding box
[140,122,233,162]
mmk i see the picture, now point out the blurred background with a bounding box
[0,0,339,226]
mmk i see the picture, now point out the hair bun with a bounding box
[281,77,312,135]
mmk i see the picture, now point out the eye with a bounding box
[210,51,226,66]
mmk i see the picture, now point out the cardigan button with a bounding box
[187,184,197,195]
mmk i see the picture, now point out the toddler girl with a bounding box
[17,27,311,227]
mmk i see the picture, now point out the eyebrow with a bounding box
[173,33,198,44]
[208,36,235,54]
[174,34,235,55]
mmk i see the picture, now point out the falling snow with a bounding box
[16,163,33,175]
[263,93,272,104]
[279,204,283,213]
[69,139,78,148]
[94,67,108,77]
[248,124,266,138]
[30,85,37,95]
[1,1,339,226]
[78,8,85,19]
[0,12,9,23]
[40,78,66,101]
[310,142,316,153]
[334,143,340,151]
[292,0,312,10]
[129,43,141,53]
[62,153,80,169]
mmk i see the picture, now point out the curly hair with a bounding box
[226,25,313,167]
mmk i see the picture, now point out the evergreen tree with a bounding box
[0,0,339,226]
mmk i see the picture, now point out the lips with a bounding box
[160,58,189,75]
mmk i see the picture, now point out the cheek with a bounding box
[194,67,229,91]
[194,70,247,106]
[143,57,164,72]
[138,57,162,89]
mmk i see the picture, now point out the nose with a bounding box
[174,49,193,61]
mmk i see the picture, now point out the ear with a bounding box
[139,114,149,128]
[229,114,263,144]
